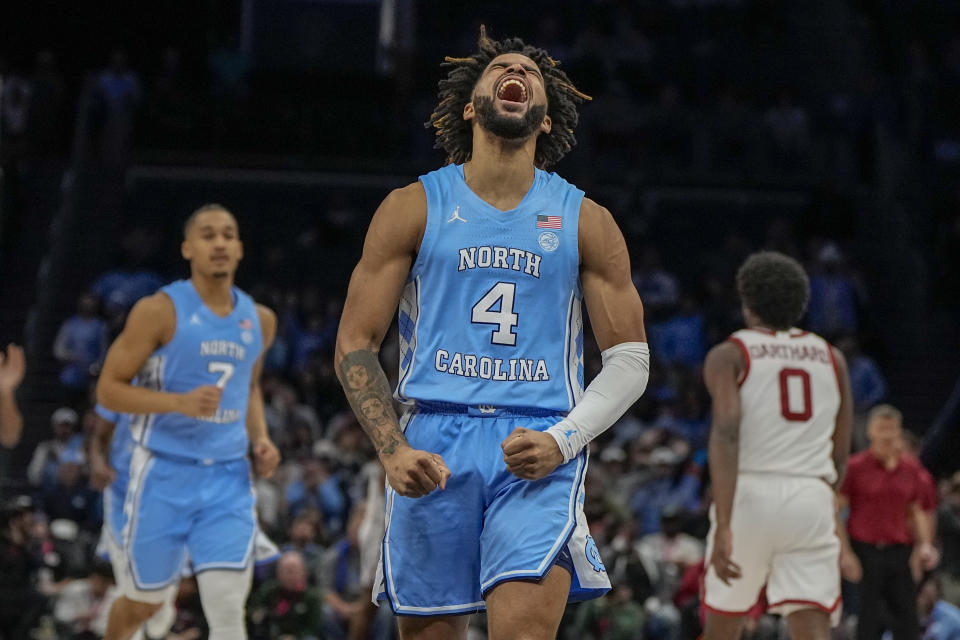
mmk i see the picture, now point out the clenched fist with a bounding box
[382,445,451,498]
[252,437,281,479]
[501,427,564,481]
[180,385,222,418]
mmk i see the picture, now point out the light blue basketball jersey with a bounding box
[395,164,585,413]
[131,280,262,462]
[93,405,134,486]
[95,404,134,540]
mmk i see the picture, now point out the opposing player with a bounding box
[335,27,649,640]
[97,204,281,640]
[703,251,853,640]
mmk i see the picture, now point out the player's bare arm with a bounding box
[704,341,745,585]
[830,346,854,488]
[835,492,862,583]
[97,293,222,418]
[505,199,649,481]
[909,498,940,579]
[336,183,451,498]
[247,304,280,479]
[0,343,26,448]
[88,412,117,490]
[578,198,647,350]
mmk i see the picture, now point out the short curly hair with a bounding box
[426,25,591,169]
[736,251,810,330]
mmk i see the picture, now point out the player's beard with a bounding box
[473,96,547,141]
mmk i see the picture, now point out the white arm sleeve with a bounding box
[546,341,650,463]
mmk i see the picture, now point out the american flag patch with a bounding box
[537,215,562,229]
[240,318,253,329]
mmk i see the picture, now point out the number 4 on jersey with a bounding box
[471,282,518,346]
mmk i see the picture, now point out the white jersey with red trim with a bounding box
[728,328,841,483]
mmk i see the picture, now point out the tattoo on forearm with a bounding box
[339,350,407,456]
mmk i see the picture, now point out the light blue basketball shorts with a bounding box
[119,447,256,591]
[374,405,611,616]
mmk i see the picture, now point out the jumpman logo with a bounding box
[190,313,202,326]
[447,206,467,223]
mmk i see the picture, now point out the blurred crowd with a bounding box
[7,215,957,640]
[2,0,960,639]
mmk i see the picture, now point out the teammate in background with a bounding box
[336,27,649,640]
[0,343,26,449]
[97,204,281,640]
[703,251,853,640]
[89,405,177,640]
[89,402,282,640]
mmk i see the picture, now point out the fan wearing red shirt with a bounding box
[837,404,940,640]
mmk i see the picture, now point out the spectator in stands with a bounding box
[636,507,704,604]
[807,242,863,338]
[90,230,164,321]
[93,49,141,165]
[938,473,960,606]
[631,447,702,535]
[27,407,84,488]
[0,496,47,639]
[0,343,26,450]
[839,336,888,413]
[286,457,347,536]
[0,65,31,166]
[53,560,117,638]
[633,246,680,317]
[249,550,323,640]
[919,576,960,640]
[838,405,940,640]
[40,460,100,533]
[318,505,367,639]
[571,581,645,640]
[167,577,207,640]
[648,296,707,368]
[53,293,108,391]
[282,514,326,585]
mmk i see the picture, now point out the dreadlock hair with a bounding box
[736,251,810,330]
[426,25,591,169]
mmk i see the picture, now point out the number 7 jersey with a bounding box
[728,328,842,483]
[395,163,585,413]
[132,280,262,462]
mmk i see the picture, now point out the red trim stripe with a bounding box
[703,602,754,617]
[728,337,751,387]
[767,595,842,614]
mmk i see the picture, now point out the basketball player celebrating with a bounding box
[97,204,280,640]
[336,27,649,640]
[703,251,853,640]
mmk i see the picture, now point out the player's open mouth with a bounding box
[496,77,528,105]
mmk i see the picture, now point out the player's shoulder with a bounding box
[704,339,744,372]
[373,182,426,237]
[123,291,176,342]
[254,303,277,332]
[380,181,428,215]
[128,291,175,321]
[578,197,623,255]
[578,197,614,226]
